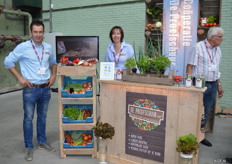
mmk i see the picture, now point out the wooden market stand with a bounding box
[57,64,97,158]
[98,80,205,164]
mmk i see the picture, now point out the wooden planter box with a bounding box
[122,68,173,86]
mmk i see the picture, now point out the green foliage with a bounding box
[146,5,163,22]
[176,134,199,155]
[92,122,115,139]
[136,56,151,73]
[64,107,79,120]
[133,35,163,74]
[151,55,171,74]
[207,15,217,23]
[124,57,136,68]
[145,37,157,58]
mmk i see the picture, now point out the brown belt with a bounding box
[32,83,48,88]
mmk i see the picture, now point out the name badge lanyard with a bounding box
[113,49,123,67]
[30,40,44,66]
[204,40,217,64]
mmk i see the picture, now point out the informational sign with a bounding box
[163,0,199,78]
[100,62,115,80]
[125,92,167,163]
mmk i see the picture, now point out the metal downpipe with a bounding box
[0,6,32,35]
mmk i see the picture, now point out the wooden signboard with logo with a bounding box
[98,80,205,164]
[125,92,167,163]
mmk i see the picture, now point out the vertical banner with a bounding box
[125,92,167,163]
[163,0,199,78]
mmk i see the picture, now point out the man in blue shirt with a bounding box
[4,20,57,161]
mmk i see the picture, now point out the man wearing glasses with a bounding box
[186,27,224,147]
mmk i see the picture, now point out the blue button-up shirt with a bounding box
[105,41,134,70]
[4,40,57,84]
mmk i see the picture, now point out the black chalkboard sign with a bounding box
[125,92,167,163]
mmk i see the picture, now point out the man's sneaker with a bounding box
[38,142,56,152]
[24,148,33,161]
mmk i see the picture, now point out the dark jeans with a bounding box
[23,86,51,148]
[203,81,218,126]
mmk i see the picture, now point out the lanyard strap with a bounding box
[204,40,217,63]
[30,40,44,66]
[113,49,123,66]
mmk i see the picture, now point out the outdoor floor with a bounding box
[0,90,231,164]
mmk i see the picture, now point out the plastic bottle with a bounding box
[200,75,205,88]
[196,75,202,88]
[185,74,192,88]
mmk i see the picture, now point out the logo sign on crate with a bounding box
[125,92,167,163]
[163,0,199,79]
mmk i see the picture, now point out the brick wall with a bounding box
[42,0,145,63]
[218,0,232,108]
[41,0,232,108]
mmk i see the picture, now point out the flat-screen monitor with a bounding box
[55,36,99,63]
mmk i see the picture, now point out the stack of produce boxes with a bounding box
[61,76,94,149]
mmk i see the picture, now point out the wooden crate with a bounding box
[57,64,97,158]
[122,69,173,86]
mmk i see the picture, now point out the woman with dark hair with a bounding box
[105,26,135,70]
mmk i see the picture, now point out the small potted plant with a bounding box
[136,56,152,73]
[124,57,137,73]
[92,122,115,164]
[151,55,171,76]
[176,133,199,160]
[92,122,115,140]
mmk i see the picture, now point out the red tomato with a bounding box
[73,58,80,64]
[82,133,87,137]
[88,134,92,140]
[213,23,217,26]
[60,57,69,64]
[82,141,87,146]
[83,136,89,141]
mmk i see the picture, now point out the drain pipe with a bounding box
[49,0,53,33]
[0,6,32,35]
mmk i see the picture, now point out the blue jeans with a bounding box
[23,86,51,148]
[203,82,218,126]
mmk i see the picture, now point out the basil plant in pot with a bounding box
[124,57,137,74]
[151,55,171,77]
[92,122,115,164]
[136,56,152,74]
[176,133,199,160]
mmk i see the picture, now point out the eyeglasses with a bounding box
[213,35,224,39]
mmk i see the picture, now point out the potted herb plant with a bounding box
[92,122,115,164]
[136,56,152,73]
[176,133,199,161]
[124,57,137,73]
[92,122,115,140]
[151,55,171,76]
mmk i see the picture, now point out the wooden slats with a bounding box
[200,1,220,7]
[200,0,221,17]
